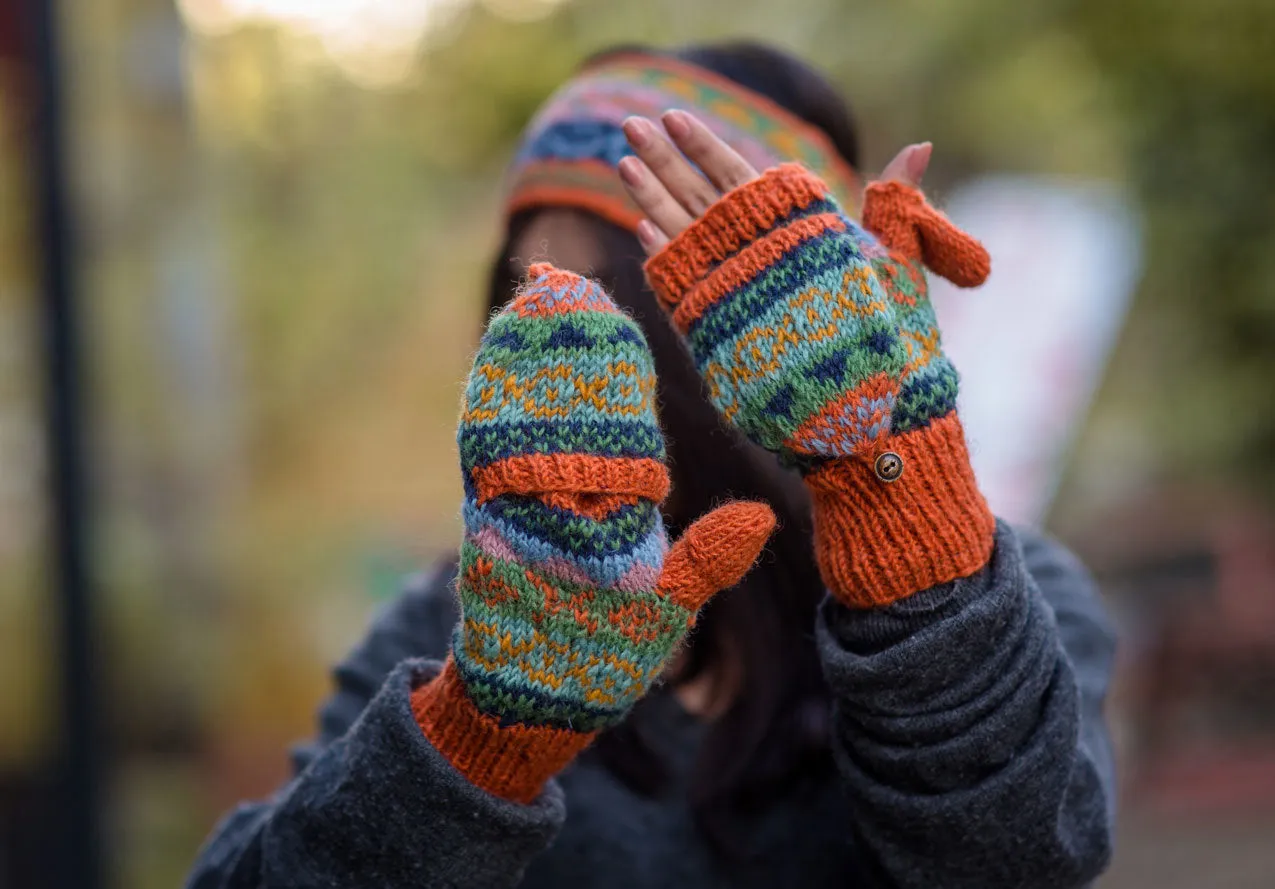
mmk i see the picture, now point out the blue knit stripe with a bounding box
[458,418,666,468]
[480,312,649,361]
[701,317,907,452]
[462,497,667,586]
[685,212,863,353]
[695,195,843,278]
[892,357,960,433]
[514,118,633,167]
[454,655,631,732]
[471,494,661,555]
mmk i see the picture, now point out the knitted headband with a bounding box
[506,53,862,233]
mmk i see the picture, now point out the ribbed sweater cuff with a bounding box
[644,163,832,309]
[803,412,995,608]
[412,658,596,805]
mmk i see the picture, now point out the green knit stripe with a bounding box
[452,541,690,732]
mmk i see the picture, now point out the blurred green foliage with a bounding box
[1072,0,1275,492]
[0,0,1272,886]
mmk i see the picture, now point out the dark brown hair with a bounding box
[487,42,862,859]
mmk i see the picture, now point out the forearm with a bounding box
[186,660,564,889]
[413,263,773,811]
[819,523,1115,888]
[634,135,1115,884]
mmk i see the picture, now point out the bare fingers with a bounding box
[661,110,757,192]
[636,219,670,253]
[618,154,693,242]
[878,142,932,187]
[622,117,718,217]
[619,110,760,255]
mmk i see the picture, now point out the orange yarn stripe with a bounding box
[412,659,596,805]
[539,491,640,520]
[512,262,628,317]
[787,372,899,458]
[804,412,995,607]
[471,453,671,505]
[508,176,646,234]
[670,212,849,334]
[645,164,832,306]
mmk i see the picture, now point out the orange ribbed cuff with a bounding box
[644,163,830,308]
[470,453,671,505]
[804,413,995,608]
[411,659,596,805]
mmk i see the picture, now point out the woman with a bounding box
[186,44,1117,888]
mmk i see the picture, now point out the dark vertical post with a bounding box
[27,0,103,886]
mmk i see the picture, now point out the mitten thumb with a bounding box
[658,501,777,613]
[862,180,991,288]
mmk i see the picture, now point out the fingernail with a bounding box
[663,109,691,139]
[907,142,933,183]
[618,156,642,186]
[623,116,651,147]
[636,219,658,247]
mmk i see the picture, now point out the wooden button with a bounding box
[874,451,904,483]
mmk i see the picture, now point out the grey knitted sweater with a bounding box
[186,522,1116,888]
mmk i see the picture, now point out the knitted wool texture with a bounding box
[645,165,996,607]
[507,53,861,233]
[415,264,774,803]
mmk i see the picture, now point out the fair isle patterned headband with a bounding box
[506,53,862,233]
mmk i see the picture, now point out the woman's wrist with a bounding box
[411,658,597,806]
[803,413,995,608]
[619,112,997,607]
[644,163,839,321]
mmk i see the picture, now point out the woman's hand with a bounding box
[412,263,776,804]
[618,110,932,254]
[619,110,994,608]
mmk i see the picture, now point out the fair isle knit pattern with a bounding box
[415,263,775,803]
[647,163,957,467]
[507,53,862,233]
[644,164,997,607]
[452,264,692,733]
[859,180,992,434]
[857,228,960,437]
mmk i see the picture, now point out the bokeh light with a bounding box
[177,0,571,87]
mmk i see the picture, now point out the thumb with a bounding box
[863,165,991,289]
[658,501,777,613]
[913,206,992,288]
[879,142,932,188]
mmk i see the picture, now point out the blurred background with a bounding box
[2,0,1274,886]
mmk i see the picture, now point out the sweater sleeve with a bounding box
[818,521,1117,889]
[184,565,566,889]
